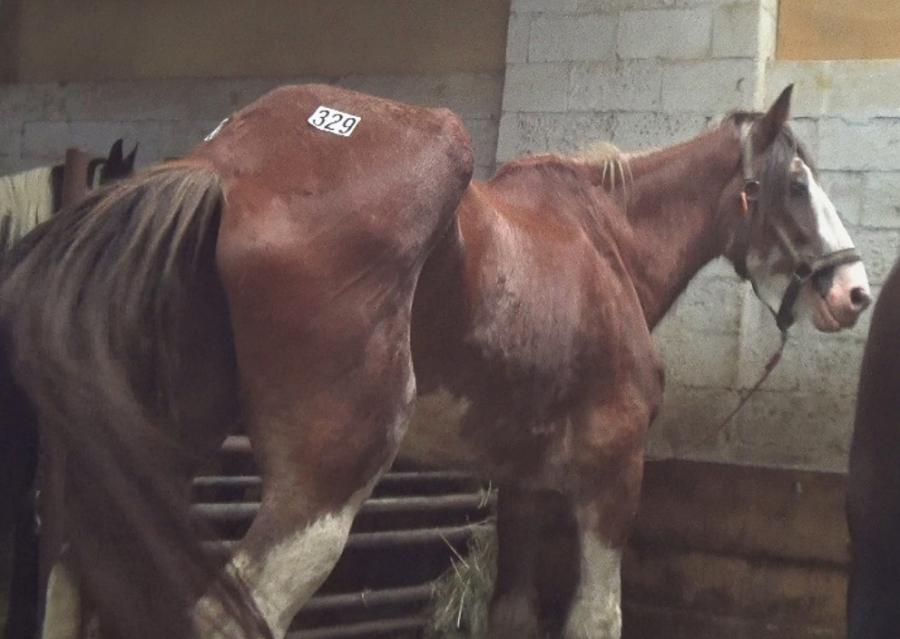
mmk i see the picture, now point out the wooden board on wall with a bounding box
[778,0,900,60]
[1,0,510,83]
[621,460,850,638]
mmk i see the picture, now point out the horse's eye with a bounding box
[790,181,808,197]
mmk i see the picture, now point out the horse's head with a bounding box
[725,85,870,333]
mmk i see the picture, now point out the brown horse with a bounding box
[403,85,870,638]
[1,86,472,639]
[0,83,869,639]
[847,255,900,638]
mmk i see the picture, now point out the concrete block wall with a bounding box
[2,2,898,473]
[497,0,896,471]
[0,72,503,180]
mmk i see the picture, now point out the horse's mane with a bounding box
[573,141,633,195]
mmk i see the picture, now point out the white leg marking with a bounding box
[233,498,362,636]
[564,531,622,639]
[41,560,81,639]
[194,473,381,638]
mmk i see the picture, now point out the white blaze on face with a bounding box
[797,161,871,330]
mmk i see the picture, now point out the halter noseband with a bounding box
[736,123,862,332]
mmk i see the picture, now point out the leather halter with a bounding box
[736,123,862,332]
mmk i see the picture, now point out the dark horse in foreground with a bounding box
[847,255,900,639]
[0,85,871,639]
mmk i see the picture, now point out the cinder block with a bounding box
[732,388,855,471]
[60,80,192,122]
[0,83,67,122]
[0,119,21,163]
[656,331,739,389]
[579,0,734,11]
[473,165,494,181]
[569,60,663,112]
[745,327,864,395]
[0,157,46,175]
[502,63,570,113]
[546,111,618,153]
[529,13,617,62]
[512,0,578,13]
[712,3,763,58]
[494,111,617,163]
[661,59,758,114]
[767,60,900,119]
[617,8,712,60]
[861,171,900,228]
[757,0,777,59]
[462,117,500,171]
[495,113,525,163]
[613,110,709,150]
[648,385,739,460]
[506,12,531,64]
[816,170,863,227]
[340,73,504,118]
[786,117,819,162]
[657,275,744,338]
[818,117,900,171]
[21,120,190,165]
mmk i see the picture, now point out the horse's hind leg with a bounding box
[198,232,422,636]
[225,348,414,638]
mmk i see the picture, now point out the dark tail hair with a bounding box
[0,325,40,639]
[0,162,271,639]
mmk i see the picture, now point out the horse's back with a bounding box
[847,257,900,637]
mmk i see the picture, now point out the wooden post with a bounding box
[37,148,91,639]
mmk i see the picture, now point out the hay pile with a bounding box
[425,486,498,639]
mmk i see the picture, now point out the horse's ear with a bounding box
[124,144,138,172]
[108,139,124,165]
[754,84,793,151]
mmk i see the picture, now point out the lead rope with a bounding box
[705,328,787,443]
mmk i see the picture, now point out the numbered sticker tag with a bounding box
[308,106,361,137]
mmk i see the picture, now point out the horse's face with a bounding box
[738,87,871,332]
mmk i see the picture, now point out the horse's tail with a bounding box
[0,314,40,639]
[0,162,271,639]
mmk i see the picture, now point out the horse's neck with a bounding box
[616,127,741,328]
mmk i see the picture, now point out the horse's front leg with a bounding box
[561,382,660,639]
[489,484,581,639]
[561,458,642,639]
[489,483,543,639]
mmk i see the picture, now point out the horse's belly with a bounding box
[399,388,481,470]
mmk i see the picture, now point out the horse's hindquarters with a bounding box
[195,84,474,637]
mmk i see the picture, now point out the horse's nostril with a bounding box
[850,287,871,310]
